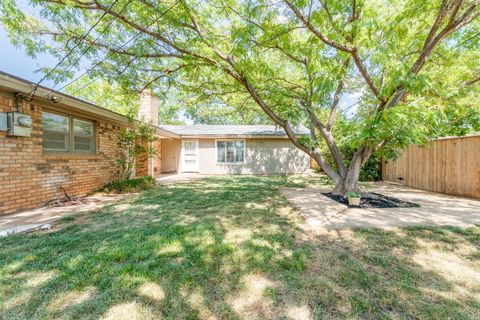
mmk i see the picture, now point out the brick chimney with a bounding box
[138,89,159,125]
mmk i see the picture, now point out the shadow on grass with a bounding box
[0,175,479,319]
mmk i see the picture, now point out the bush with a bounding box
[358,154,381,181]
[314,146,381,182]
[100,176,157,193]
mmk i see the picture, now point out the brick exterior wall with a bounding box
[134,90,161,178]
[0,94,123,215]
[134,140,162,177]
[135,143,149,177]
[138,90,159,125]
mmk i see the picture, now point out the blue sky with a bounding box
[0,26,62,87]
[0,0,67,87]
[0,1,357,120]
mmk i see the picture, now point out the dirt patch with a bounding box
[46,197,88,207]
[322,192,420,208]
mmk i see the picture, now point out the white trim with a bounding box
[214,139,246,165]
[181,139,199,172]
[149,141,155,177]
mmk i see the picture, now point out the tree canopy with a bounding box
[1,0,479,192]
[65,78,185,124]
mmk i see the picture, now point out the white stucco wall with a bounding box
[194,138,310,174]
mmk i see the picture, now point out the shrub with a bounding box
[314,146,381,182]
[116,115,157,180]
[358,154,381,182]
[100,176,157,193]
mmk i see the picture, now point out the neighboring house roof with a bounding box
[159,125,310,138]
[0,71,179,139]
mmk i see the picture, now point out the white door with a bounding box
[182,140,199,172]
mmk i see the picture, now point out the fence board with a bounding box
[382,135,480,199]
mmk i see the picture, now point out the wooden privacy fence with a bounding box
[382,135,480,199]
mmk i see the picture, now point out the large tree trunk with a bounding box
[327,146,373,195]
[333,179,360,195]
[332,154,362,195]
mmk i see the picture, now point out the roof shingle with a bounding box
[158,125,309,137]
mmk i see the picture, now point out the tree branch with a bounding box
[326,71,347,131]
[466,75,480,86]
[284,0,382,100]
[283,0,354,53]
[306,108,347,178]
[379,0,480,110]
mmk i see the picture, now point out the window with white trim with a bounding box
[42,111,95,154]
[216,140,244,163]
[73,118,95,153]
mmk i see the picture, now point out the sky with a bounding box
[0,0,357,121]
[0,17,194,123]
[0,0,68,88]
[0,26,63,88]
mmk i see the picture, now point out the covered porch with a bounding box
[134,128,182,178]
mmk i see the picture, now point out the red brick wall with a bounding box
[135,144,149,177]
[135,140,162,177]
[0,94,123,215]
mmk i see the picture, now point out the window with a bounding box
[73,119,94,153]
[42,113,69,151]
[42,111,95,154]
[216,140,245,164]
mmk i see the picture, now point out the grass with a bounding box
[0,175,479,319]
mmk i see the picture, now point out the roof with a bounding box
[159,125,310,138]
[0,71,309,140]
[0,71,178,139]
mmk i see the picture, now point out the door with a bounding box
[182,140,199,172]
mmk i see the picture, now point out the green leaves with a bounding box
[116,117,157,180]
[2,0,479,182]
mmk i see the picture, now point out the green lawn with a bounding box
[1,176,479,319]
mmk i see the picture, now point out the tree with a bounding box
[2,0,479,193]
[65,78,186,124]
[176,86,272,124]
[65,77,139,115]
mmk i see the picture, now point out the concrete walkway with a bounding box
[280,182,480,230]
[0,193,129,237]
[156,173,204,185]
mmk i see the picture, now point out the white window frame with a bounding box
[42,110,96,155]
[215,139,246,165]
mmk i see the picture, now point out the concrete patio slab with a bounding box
[0,193,130,237]
[281,182,480,230]
[279,188,347,229]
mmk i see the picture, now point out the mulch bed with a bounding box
[322,192,420,208]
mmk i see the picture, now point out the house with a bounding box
[0,72,176,214]
[158,125,310,175]
[0,71,310,215]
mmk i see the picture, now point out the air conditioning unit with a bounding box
[6,112,33,137]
